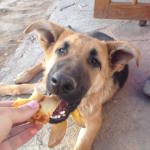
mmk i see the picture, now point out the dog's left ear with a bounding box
[107,41,140,73]
[24,20,64,50]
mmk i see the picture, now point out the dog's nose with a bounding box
[51,73,76,94]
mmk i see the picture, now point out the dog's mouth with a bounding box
[49,95,78,124]
[50,98,70,123]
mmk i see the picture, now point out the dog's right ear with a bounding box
[24,20,64,50]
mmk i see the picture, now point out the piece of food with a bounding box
[13,89,85,147]
[13,89,59,124]
[13,89,67,147]
[13,88,85,126]
[71,109,85,128]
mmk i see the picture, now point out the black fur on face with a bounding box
[87,48,101,69]
[46,58,90,112]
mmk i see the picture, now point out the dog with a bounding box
[0,20,140,150]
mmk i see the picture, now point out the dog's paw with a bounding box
[48,121,67,147]
[14,71,33,84]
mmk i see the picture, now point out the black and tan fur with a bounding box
[0,20,140,150]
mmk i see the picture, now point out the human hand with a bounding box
[0,100,42,150]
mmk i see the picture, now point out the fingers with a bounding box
[0,124,42,150]
[0,101,13,107]
[9,101,40,124]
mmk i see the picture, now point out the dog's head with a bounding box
[25,20,140,123]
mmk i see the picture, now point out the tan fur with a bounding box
[0,20,140,150]
[14,61,44,84]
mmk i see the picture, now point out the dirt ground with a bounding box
[0,0,150,150]
[0,0,55,69]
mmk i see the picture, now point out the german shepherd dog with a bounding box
[0,20,140,150]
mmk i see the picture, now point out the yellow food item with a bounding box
[13,89,58,124]
[12,89,85,147]
[13,89,67,147]
[71,109,85,128]
[13,89,85,126]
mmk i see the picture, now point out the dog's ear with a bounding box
[106,41,140,73]
[24,20,64,50]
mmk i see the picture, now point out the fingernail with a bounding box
[27,101,39,109]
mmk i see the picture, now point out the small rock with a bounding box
[143,77,150,96]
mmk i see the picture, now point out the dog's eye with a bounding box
[88,48,101,69]
[56,42,69,56]
[88,56,101,69]
[56,47,67,56]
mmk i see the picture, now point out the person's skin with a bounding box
[0,100,42,150]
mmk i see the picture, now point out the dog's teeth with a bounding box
[56,115,59,119]
[51,114,64,119]
[51,116,57,119]
[57,115,61,118]
[60,111,65,115]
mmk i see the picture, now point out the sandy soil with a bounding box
[0,0,54,69]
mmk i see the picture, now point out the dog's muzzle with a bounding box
[46,72,79,124]
[46,59,90,124]
[50,72,77,95]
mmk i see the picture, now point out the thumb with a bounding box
[10,101,39,124]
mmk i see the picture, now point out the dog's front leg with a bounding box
[0,82,45,96]
[74,107,102,150]
[14,61,44,84]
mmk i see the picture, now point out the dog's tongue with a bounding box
[52,100,68,115]
[50,99,70,123]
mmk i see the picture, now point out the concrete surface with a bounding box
[0,0,150,150]
[0,0,55,69]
